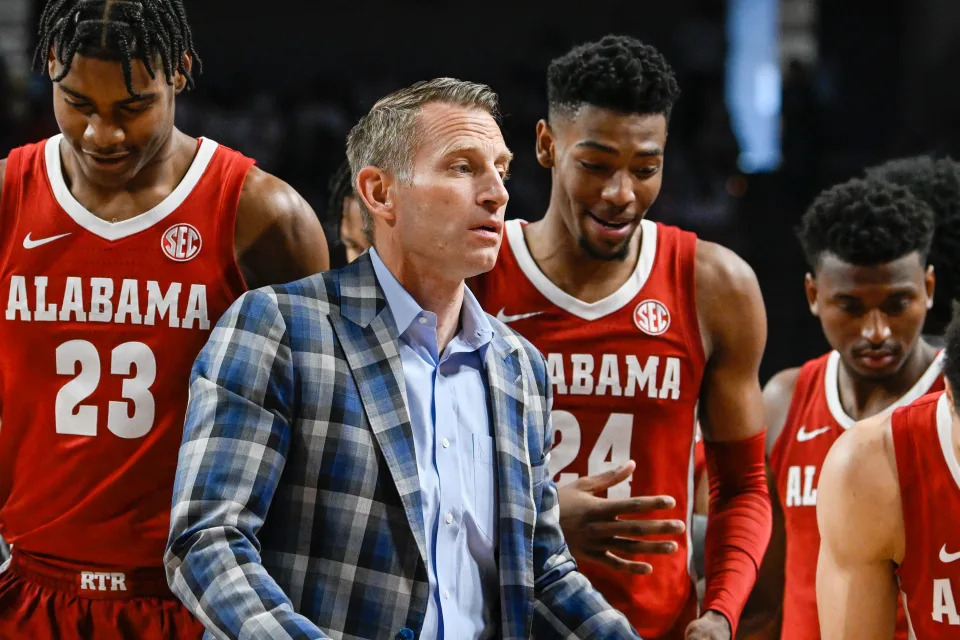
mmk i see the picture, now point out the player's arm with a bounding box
[816,415,901,640]
[690,240,772,640]
[738,367,801,639]
[234,166,330,290]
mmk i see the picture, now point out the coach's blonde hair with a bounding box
[345,77,500,243]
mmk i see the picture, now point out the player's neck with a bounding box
[523,209,643,304]
[59,128,195,223]
[838,339,939,421]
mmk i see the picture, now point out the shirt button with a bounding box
[418,316,427,325]
[441,438,450,448]
[445,513,453,524]
[443,590,451,600]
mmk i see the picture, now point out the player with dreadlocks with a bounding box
[472,35,772,639]
[0,1,328,637]
[741,177,943,640]
[865,155,960,338]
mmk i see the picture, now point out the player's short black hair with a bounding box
[943,304,960,399]
[547,34,680,121]
[866,156,960,333]
[797,177,935,271]
[33,0,200,98]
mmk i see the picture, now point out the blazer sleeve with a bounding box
[528,350,642,639]
[164,289,328,640]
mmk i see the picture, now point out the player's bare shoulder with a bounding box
[818,411,902,557]
[763,367,803,455]
[694,239,767,358]
[234,166,329,289]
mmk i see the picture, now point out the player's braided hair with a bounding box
[866,156,960,334]
[547,34,680,121]
[797,177,935,271]
[33,0,200,98]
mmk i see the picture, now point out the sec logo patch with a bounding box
[633,299,670,336]
[162,223,202,262]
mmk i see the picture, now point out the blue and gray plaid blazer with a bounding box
[165,253,637,640]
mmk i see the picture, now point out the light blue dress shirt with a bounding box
[370,249,499,640]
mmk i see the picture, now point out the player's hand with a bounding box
[685,611,731,640]
[556,460,685,575]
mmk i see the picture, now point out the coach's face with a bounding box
[392,102,511,281]
[807,252,935,380]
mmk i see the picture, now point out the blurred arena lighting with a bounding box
[726,0,781,173]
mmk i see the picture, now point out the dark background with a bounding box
[3,0,960,382]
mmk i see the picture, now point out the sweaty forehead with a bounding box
[416,103,507,158]
[816,252,926,291]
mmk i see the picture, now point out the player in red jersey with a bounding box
[471,35,772,640]
[742,177,942,640]
[816,311,960,639]
[0,1,328,637]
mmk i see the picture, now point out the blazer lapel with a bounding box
[485,333,536,640]
[329,254,428,567]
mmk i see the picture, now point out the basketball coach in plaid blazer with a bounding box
[165,78,638,640]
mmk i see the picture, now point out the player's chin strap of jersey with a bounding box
[702,431,772,637]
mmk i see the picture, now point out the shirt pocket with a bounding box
[471,433,497,542]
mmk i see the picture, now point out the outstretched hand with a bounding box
[557,461,686,575]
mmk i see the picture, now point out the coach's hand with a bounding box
[685,611,731,640]
[557,460,685,575]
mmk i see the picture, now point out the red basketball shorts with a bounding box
[0,552,205,639]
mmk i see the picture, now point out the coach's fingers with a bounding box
[587,517,686,539]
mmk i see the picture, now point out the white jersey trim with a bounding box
[936,393,960,494]
[899,589,918,640]
[825,350,944,429]
[45,133,219,242]
[504,217,658,321]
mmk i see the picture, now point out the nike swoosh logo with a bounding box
[797,425,832,442]
[940,545,960,563]
[495,308,544,324]
[23,232,72,249]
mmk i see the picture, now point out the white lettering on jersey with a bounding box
[114,279,142,325]
[546,353,683,400]
[547,353,568,395]
[933,579,960,624]
[4,276,209,331]
[595,354,623,397]
[786,465,818,507]
[551,410,634,498]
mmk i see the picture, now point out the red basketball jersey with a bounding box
[0,134,251,571]
[473,218,705,638]
[894,392,960,638]
[770,351,943,639]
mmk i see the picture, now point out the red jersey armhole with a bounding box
[214,151,255,299]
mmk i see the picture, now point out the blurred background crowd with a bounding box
[2,0,959,380]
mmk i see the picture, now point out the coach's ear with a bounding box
[355,165,396,232]
[536,119,556,169]
[804,273,819,316]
